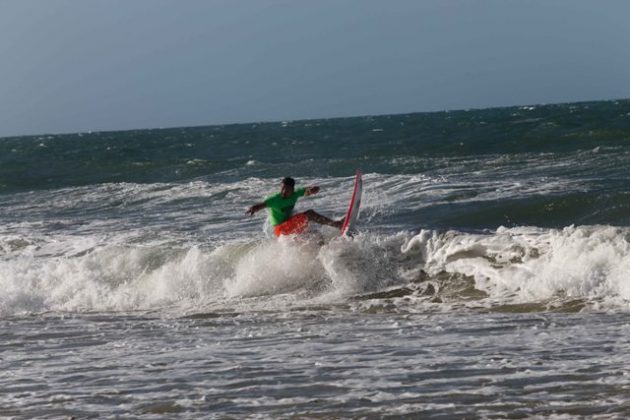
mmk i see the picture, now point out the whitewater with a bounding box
[2,100,630,418]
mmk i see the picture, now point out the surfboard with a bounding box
[340,169,362,236]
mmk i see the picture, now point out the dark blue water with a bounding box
[2,100,630,230]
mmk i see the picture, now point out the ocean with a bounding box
[2,99,630,418]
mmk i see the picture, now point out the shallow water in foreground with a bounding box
[3,310,630,418]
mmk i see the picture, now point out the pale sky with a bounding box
[1,0,629,137]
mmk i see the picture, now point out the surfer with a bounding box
[246,177,343,236]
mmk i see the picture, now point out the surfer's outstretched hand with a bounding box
[246,203,265,216]
[305,186,320,196]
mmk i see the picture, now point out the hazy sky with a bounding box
[1,0,629,137]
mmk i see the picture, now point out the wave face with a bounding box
[1,99,630,316]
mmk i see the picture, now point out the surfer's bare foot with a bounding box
[333,219,344,229]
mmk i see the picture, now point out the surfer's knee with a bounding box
[303,209,316,219]
[304,209,327,222]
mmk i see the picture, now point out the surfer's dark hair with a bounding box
[282,177,295,188]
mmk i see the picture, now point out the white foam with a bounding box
[0,243,223,315]
[319,234,399,297]
[225,237,326,298]
[3,224,630,316]
[0,228,402,316]
[402,225,630,307]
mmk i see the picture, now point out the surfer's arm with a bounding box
[304,186,320,197]
[246,202,266,216]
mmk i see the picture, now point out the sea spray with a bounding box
[226,237,327,298]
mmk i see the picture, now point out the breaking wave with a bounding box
[3,224,630,316]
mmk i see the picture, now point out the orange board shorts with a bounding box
[273,213,309,237]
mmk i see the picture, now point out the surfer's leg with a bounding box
[303,210,344,229]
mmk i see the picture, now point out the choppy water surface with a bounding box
[2,100,630,418]
[4,311,630,418]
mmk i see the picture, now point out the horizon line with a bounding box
[2,96,628,141]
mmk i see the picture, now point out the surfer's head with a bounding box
[280,177,295,198]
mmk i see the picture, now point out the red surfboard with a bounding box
[340,169,362,236]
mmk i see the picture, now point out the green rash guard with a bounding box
[264,187,306,226]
